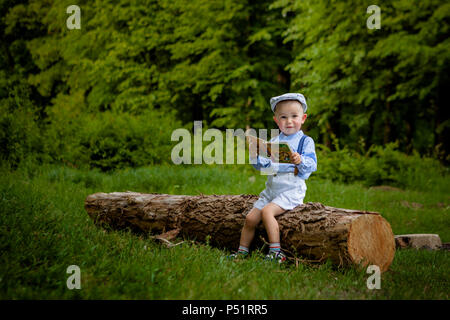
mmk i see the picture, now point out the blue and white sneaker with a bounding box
[264,251,286,263]
[227,251,248,260]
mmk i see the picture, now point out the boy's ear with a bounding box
[273,115,279,125]
[302,113,307,123]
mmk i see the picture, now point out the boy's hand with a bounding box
[290,152,301,165]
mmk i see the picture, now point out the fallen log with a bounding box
[85,192,395,271]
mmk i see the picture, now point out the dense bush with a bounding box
[0,75,45,167]
[315,142,448,190]
[44,109,182,171]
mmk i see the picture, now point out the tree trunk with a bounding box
[85,192,395,272]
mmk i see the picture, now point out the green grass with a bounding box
[0,162,448,299]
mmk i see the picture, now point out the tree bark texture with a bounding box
[85,192,396,271]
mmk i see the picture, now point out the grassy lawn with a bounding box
[0,163,448,299]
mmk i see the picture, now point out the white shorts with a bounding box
[253,172,306,211]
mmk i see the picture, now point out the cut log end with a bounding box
[348,214,395,272]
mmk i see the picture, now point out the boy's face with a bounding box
[273,101,307,136]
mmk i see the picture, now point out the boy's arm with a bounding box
[296,137,317,179]
[250,155,272,170]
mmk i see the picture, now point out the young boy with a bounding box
[230,93,317,262]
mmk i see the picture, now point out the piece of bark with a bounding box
[395,234,442,250]
[85,192,396,272]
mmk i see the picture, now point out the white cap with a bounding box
[270,93,308,113]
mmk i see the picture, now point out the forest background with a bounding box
[1,0,449,179]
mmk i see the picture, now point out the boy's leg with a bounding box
[228,207,262,259]
[261,202,287,262]
[261,202,286,244]
[239,207,262,248]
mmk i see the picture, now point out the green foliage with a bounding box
[277,0,449,157]
[44,109,182,171]
[0,0,448,168]
[0,74,45,166]
[5,0,290,127]
[315,141,449,191]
